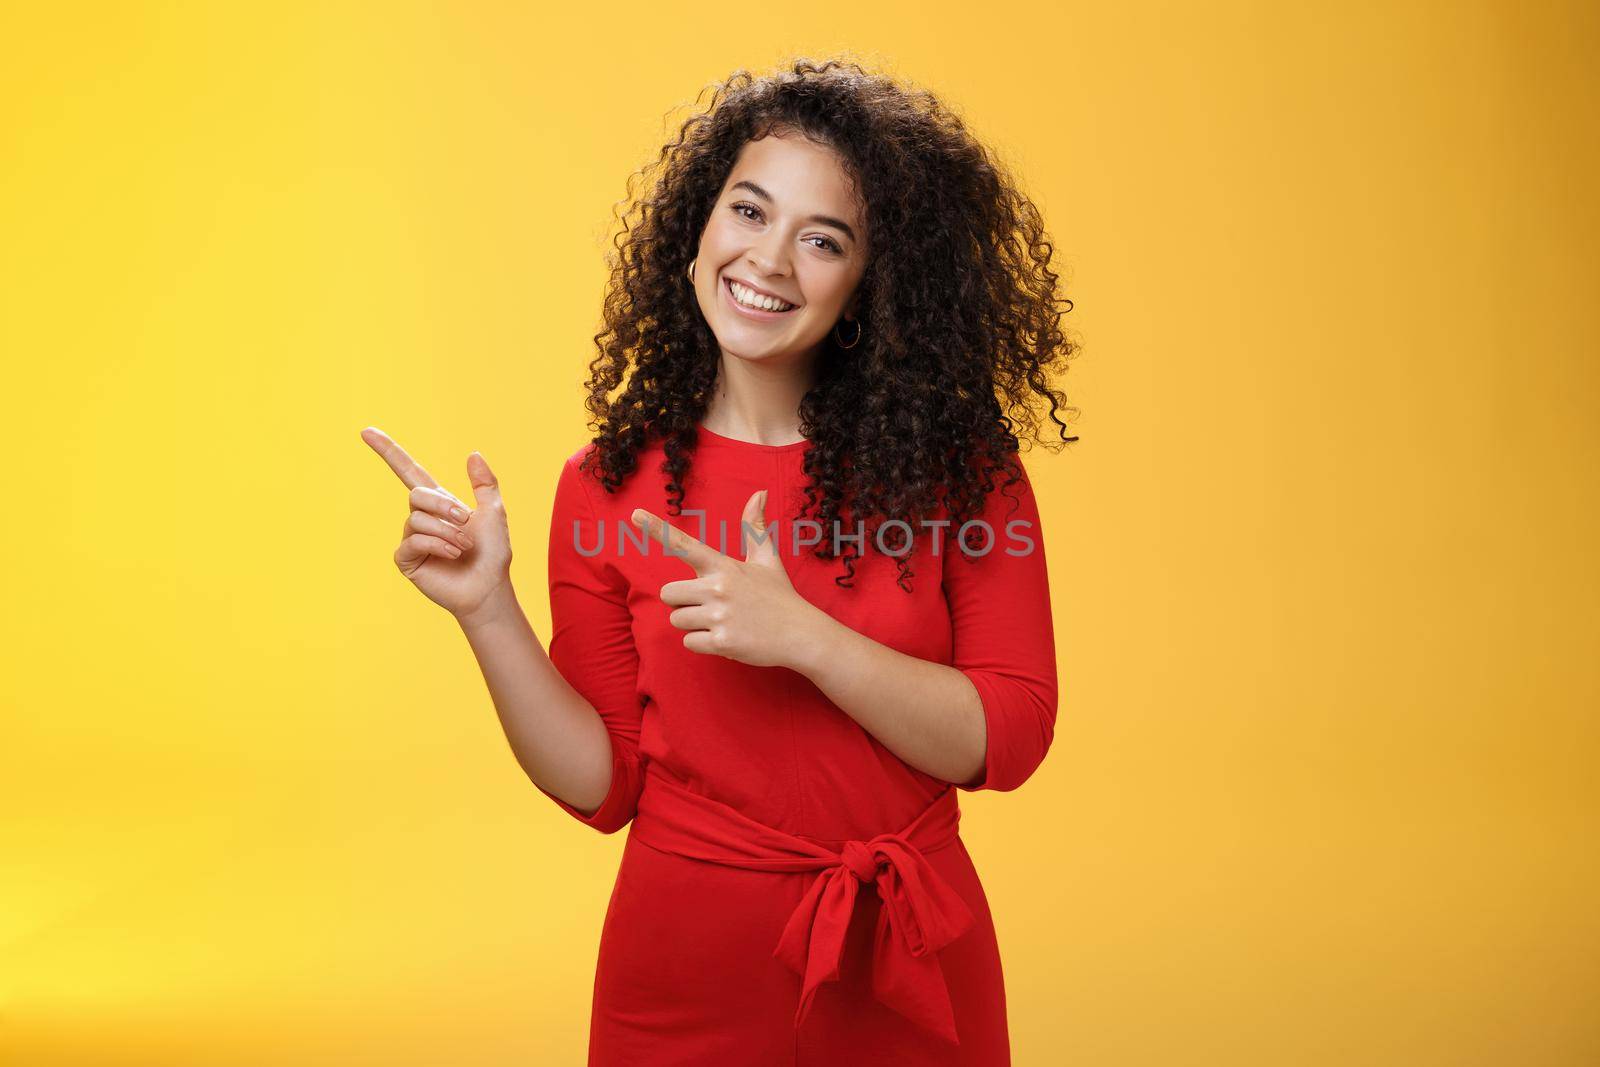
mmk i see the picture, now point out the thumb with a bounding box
[467,452,504,512]
[741,488,777,563]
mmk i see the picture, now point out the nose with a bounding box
[747,228,793,279]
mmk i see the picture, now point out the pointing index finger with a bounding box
[632,508,723,573]
[361,427,442,491]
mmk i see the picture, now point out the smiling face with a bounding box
[691,128,869,367]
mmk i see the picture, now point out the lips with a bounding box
[722,275,800,318]
[725,275,797,306]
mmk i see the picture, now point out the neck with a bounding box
[701,346,818,445]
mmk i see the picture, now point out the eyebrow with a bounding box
[731,180,858,244]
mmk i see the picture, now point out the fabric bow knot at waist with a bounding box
[773,826,976,1045]
[632,768,976,1045]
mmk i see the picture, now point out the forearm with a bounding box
[456,586,615,814]
[787,608,987,786]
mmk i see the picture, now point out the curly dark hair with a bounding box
[577,55,1080,592]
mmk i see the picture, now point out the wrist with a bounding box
[785,601,845,678]
[455,583,523,635]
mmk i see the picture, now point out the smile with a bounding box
[723,275,799,317]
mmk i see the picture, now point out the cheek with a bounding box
[799,269,853,313]
[700,218,739,259]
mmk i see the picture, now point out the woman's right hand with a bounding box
[360,426,516,624]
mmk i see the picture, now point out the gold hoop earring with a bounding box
[833,317,862,349]
[687,261,697,285]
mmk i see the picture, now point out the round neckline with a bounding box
[695,422,812,454]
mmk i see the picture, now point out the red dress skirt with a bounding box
[538,425,1059,1066]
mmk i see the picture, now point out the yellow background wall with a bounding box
[3,3,1595,1064]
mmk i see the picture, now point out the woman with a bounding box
[362,57,1077,1066]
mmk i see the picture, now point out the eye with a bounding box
[730,201,844,255]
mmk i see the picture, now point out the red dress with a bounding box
[538,425,1059,1066]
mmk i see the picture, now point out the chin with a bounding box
[715,339,778,362]
[715,337,810,364]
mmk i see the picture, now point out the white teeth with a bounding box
[729,279,795,312]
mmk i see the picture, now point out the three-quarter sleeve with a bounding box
[941,456,1060,793]
[537,449,647,834]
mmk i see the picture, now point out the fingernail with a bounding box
[447,544,461,557]
[451,506,470,523]
[460,535,474,549]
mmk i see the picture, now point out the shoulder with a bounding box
[562,433,672,471]
[564,440,597,472]
[981,449,1039,522]
[946,445,1036,516]
[558,437,670,502]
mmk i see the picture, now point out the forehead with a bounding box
[724,131,865,227]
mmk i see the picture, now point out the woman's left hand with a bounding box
[632,490,826,669]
